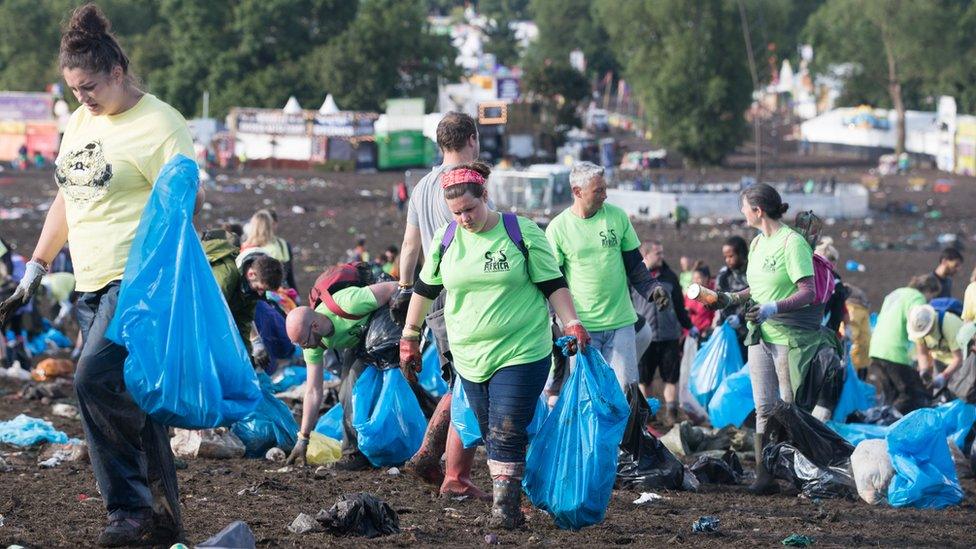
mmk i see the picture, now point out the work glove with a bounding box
[251,342,271,373]
[745,302,777,324]
[650,286,670,310]
[931,373,947,391]
[563,320,590,356]
[389,286,413,327]
[285,437,309,466]
[0,260,46,325]
[689,326,701,340]
[399,337,422,382]
[726,314,741,329]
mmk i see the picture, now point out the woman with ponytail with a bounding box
[0,3,199,545]
[707,183,819,495]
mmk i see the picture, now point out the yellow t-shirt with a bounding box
[55,94,193,292]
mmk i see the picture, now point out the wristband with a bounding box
[564,319,582,329]
[298,431,310,441]
[398,282,413,289]
[402,328,421,339]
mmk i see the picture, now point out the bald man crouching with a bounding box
[285,280,398,470]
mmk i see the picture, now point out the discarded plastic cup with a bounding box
[845,260,866,273]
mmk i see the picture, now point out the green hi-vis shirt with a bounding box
[746,226,814,345]
[545,204,640,331]
[419,215,562,383]
[870,287,926,366]
[302,286,378,365]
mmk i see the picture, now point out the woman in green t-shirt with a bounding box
[709,183,819,495]
[398,163,589,529]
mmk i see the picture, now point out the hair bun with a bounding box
[67,3,111,37]
[779,202,790,216]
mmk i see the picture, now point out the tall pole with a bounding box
[737,0,762,184]
[202,90,210,119]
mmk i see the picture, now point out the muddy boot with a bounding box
[488,475,525,529]
[404,393,452,485]
[97,509,153,547]
[440,427,490,501]
[748,432,779,495]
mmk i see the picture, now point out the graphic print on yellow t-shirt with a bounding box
[55,141,114,204]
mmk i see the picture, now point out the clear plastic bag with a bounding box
[106,155,260,428]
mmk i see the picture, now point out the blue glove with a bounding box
[745,302,778,324]
[726,314,741,329]
[689,326,701,340]
[931,373,947,390]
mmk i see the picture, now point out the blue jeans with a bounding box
[459,355,551,474]
[74,282,181,524]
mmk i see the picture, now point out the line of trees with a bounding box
[0,0,459,119]
[1,0,972,164]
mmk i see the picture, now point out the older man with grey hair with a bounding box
[545,161,669,397]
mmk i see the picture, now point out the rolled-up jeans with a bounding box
[74,281,181,525]
[459,355,551,477]
[748,339,794,433]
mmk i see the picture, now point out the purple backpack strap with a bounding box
[434,221,459,276]
[501,212,530,270]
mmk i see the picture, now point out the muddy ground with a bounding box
[3,149,976,546]
[1,377,975,548]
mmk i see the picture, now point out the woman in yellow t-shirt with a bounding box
[0,5,199,546]
[398,163,588,529]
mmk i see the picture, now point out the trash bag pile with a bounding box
[886,408,965,509]
[523,343,629,530]
[106,155,261,428]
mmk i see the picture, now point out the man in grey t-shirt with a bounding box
[391,112,487,500]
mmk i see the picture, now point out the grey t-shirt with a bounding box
[406,164,455,254]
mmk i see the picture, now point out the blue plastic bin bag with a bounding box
[887,408,964,509]
[352,367,427,467]
[526,395,549,439]
[933,399,976,449]
[451,381,549,449]
[832,354,876,424]
[689,323,744,408]
[271,366,307,393]
[645,397,661,416]
[827,421,889,446]
[26,323,72,355]
[707,363,754,428]
[523,344,629,530]
[0,414,69,446]
[315,403,344,440]
[231,373,299,457]
[450,380,483,448]
[106,155,260,428]
[418,339,449,398]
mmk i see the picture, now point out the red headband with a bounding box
[440,168,486,189]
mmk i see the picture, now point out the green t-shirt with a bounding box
[869,287,926,366]
[546,204,640,331]
[302,286,378,365]
[746,226,814,345]
[419,215,562,383]
[917,311,963,364]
